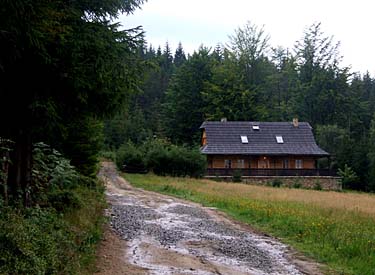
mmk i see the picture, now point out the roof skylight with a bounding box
[241,136,248,144]
[276,136,284,144]
[252,125,260,130]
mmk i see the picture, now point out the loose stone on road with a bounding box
[96,162,323,275]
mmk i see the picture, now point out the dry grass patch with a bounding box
[200,180,375,217]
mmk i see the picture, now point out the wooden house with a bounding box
[200,119,334,177]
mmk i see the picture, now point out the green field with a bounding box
[123,173,375,275]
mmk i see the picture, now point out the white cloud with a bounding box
[120,0,375,74]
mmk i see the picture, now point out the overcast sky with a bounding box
[120,0,375,75]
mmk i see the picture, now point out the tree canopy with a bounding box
[0,0,146,205]
[104,22,375,192]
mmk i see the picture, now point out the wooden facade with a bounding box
[207,155,317,169]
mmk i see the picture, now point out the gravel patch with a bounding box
[111,205,161,240]
[109,200,303,274]
[100,162,317,275]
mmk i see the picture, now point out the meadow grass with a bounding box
[123,173,375,275]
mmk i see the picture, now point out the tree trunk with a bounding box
[7,129,32,207]
[1,151,9,205]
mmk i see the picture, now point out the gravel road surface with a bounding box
[97,162,322,275]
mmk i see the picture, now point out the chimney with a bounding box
[221,117,227,122]
[293,118,299,127]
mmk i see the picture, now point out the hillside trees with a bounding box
[293,23,352,126]
[102,21,375,191]
[262,47,300,120]
[202,49,257,121]
[163,47,213,144]
[228,21,271,88]
[103,42,186,150]
[0,0,145,205]
[368,114,375,191]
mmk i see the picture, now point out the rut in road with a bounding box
[99,162,322,275]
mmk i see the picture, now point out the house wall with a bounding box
[208,155,251,169]
[208,155,316,169]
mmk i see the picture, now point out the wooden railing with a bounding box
[206,168,336,177]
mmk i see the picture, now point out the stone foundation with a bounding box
[205,176,342,191]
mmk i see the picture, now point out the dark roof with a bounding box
[200,121,329,156]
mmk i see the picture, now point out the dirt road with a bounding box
[96,162,322,275]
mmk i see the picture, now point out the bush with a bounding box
[292,179,302,189]
[116,142,146,171]
[0,182,105,274]
[313,180,322,190]
[271,179,283,187]
[116,139,206,178]
[32,143,81,207]
[100,150,116,161]
[147,143,206,177]
[47,190,82,212]
[0,143,105,274]
[338,164,359,189]
[232,170,242,182]
[145,140,170,175]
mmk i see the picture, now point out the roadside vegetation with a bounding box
[0,143,106,274]
[0,0,145,274]
[115,139,206,177]
[124,173,375,275]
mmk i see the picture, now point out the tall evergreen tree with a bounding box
[174,42,187,67]
[293,23,352,127]
[0,0,145,205]
[163,47,213,144]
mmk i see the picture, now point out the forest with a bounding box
[1,0,375,273]
[0,0,146,273]
[104,22,375,192]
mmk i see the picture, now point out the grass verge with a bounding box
[123,173,375,275]
[0,181,106,275]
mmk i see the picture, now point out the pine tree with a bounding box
[174,42,187,67]
[163,47,213,144]
[0,0,145,205]
[293,22,352,127]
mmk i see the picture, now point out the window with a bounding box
[283,159,289,168]
[295,159,303,169]
[237,159,245,168]
[276,135,284,143]
[241,135,248,143]
[224,159,232,168]
[252,125,260,130]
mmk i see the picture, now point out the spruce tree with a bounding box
[0,0,146,205]
[174,42,187,67]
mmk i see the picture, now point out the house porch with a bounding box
[205,154,335,177]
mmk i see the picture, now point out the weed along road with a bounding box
[97,162,322,275]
